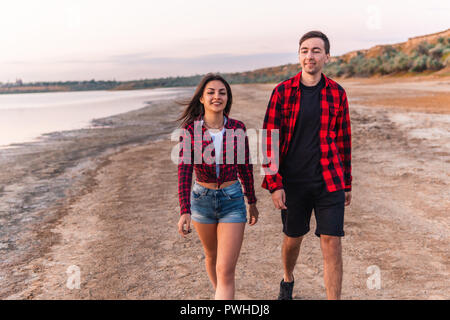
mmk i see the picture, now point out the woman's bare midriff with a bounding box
[196,180,237,190]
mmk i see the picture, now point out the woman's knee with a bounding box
[204,249,217,262]
[216,263,235,282]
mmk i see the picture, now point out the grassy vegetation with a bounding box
[2,36,449,94]
[324,37,450,77]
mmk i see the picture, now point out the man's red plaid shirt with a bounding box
[178,116,257,215]
[262,71,352,193]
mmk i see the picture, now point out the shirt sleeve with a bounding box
[237,123,257,204]
[261,88,284,193]
[336,89,352,191]
[178,126,194,215]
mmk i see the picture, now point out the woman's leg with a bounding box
[192,221,218,290]
[215,222,246,300]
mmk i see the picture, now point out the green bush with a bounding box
[382,45,398,59]
[426,56,444,70]
[429,46,442,58]
[392,52,410,72]
[414,41,431,55]
[410,55,428,72]
[324,60,345,77]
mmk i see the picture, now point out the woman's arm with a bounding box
[178,127,194,215]
[237,123,257,205]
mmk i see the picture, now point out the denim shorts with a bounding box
[190,180,247,224]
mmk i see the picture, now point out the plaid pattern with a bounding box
[178,116,256,215]
[262,71,352,193]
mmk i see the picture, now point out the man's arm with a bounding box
[261,88,284,193]
[336,89,352,192]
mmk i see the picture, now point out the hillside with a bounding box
[324,29,450,77]
[341,29,450,60]
[1,29,449,94]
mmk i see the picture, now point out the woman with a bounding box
[177,73,259,300]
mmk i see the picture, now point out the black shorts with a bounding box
[281,180,345,238]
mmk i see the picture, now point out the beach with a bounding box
[0,77,449,299]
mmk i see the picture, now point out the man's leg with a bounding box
[279,182,313,299]
[320,235,342,300]
[282,234,303,282]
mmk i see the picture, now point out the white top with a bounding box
[201,116,227,178]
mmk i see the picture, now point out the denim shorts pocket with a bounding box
[222,184,244,200]
[192,190,203,199]
[192,184,207,199]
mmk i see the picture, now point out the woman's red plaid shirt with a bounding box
[178,116,256,215]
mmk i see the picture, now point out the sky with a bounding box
[1,0,449,83]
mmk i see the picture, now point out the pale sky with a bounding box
[1,0,449,82]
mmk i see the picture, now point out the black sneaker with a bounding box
[278,277,294,300]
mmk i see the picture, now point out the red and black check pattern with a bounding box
[178,116,256,215]
[262,71,352,193]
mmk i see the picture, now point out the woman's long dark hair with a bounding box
[178,73,233,128]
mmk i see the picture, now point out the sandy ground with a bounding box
[0,77,449,300]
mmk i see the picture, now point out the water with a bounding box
[0,87,191,148]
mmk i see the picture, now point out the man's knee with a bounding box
[320,235,341,253]
[284,235,304,250]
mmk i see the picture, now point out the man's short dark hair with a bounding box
[299,31,330,54]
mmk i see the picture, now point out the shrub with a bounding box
[426,57,444,70]
[410,55,428,72]
[382,45,398,59]
[392,52,410,72]
[414,41,431,55]
[429,43,445,59]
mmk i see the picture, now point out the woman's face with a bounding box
[199,80,228,115]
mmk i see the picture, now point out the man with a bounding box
[261,31,352,300]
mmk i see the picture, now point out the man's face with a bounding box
[299,37,330,75]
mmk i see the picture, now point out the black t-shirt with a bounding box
[280,75,325,184]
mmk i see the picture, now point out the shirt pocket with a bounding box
[329,104,339,117]
[328,104,340,132]
[281,106,292,127]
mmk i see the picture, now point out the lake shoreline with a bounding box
[1,79,449,299]
[0,91,192,298]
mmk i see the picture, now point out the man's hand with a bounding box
[271,189,287,210]
[345,191,352,206]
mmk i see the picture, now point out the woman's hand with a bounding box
[248,203,259,226]
[178,214,192,237]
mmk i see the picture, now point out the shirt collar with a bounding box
[197,114,228,128]
[293,71,330,88]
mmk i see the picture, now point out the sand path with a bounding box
[2,79,449,300]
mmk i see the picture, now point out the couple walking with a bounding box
[177,31,352,300]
